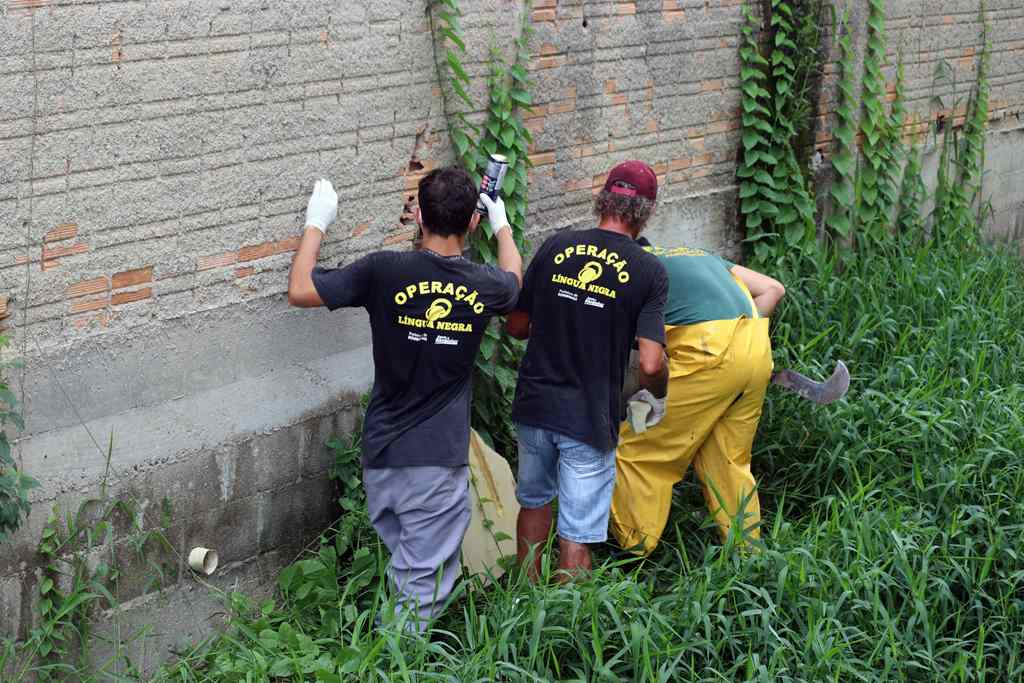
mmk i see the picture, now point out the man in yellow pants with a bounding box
[610,243,785,554]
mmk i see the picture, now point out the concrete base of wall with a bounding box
[2,325,371,668]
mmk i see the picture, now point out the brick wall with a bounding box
[1,0,1022,666]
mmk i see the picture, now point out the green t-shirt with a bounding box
[645,246,754,326]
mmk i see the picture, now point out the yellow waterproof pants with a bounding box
[610,314,773,555]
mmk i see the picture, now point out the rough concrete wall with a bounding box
[1,0,1022,668]
[809,0,1024,243]
[0,0,511,658]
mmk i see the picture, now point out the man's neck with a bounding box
[597,217,637,239]
[419,232,465,256]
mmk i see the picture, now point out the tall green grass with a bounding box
[153,235,1024,682]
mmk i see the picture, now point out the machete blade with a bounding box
[771,360,850,405]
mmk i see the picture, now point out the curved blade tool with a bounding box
[771,360,850,405]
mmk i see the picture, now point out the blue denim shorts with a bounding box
[515,423,617,544]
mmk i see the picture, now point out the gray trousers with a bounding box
[363,465,470,631]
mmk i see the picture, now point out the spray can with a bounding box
[475,153,509,215]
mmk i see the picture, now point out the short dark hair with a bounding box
[418,166,477,238]
[594,190,655,233]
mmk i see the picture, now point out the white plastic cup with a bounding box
[188,547,219,575]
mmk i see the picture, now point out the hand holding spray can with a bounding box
[475,154,509,216]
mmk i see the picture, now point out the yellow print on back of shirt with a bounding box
[393,282,480,333]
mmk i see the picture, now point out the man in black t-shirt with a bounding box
[287,167,522,630]
[506,160,670,579]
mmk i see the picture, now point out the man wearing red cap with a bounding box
[505,160,669,579]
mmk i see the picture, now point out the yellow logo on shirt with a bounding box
[577,261,603,285]
[425,298,452,322]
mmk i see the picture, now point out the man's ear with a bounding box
[468,212,481,235]
[415,206,423,229]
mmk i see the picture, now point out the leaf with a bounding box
[827,212,852,236]
[742,130,765,150]
[500,126,516,149]
[440,28,466,52]
[446,51,470,84]
[510,89,532,106]
[451,128,470,157]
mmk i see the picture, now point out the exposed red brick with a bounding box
[70,297,108,314]
[352,222,371,237]
[645,119,659,133]
[111,288,152,306]
[66,276,109,299]
[42,243,89,260]
[41,259,60,271]
[0,295,8,321]
[533,0,557,7]
[548,98,576,115]
[43,223,78,243]
[112,267,153,290]
[669,157,692,172]
[197,251,237,271]
[238,242,276,262]
[540,43,559,56]
[522,104,548,120]
[234,266,255,279]
[383,228,416,246]
[532,9,556,22]
[72,313,111,330]
[275,237,301,254]
[616,2,636,15]
[7,0,48,13]
[535,55,566,70]
[529,151,556,166]
[610,93,629,106]
[14,254,29,266]
[605,79,617,94]
[701,79,724,92]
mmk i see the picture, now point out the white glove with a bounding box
[478,193,511,236]
[626,389,666,434]
[305,179,338,233]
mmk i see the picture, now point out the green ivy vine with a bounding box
[738,0,818,262]
[429,0,534,454]
[0,334,36,543]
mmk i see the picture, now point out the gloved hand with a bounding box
[305,179,338,233]
[478,193,511,236]
[626,388,666,434]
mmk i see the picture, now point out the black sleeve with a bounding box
[636,259,668,345]
[515,234,556,316]
[310,253,377,311]
[477,266,521,315]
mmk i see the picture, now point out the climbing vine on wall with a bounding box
[0,334,36,543]
[737,0,819,261]
[746,0,992,256]
[429,0,534,453]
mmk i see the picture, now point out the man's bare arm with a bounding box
[636,337,668,398]
[495,227,523,288]
[731,264,785,317]
[287,179,337,308]
[287,227,326,307]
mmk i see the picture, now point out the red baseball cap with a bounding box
[603,160,657,201]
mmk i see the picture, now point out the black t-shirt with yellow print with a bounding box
[512,228,668,453]
[312,250,519,468]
